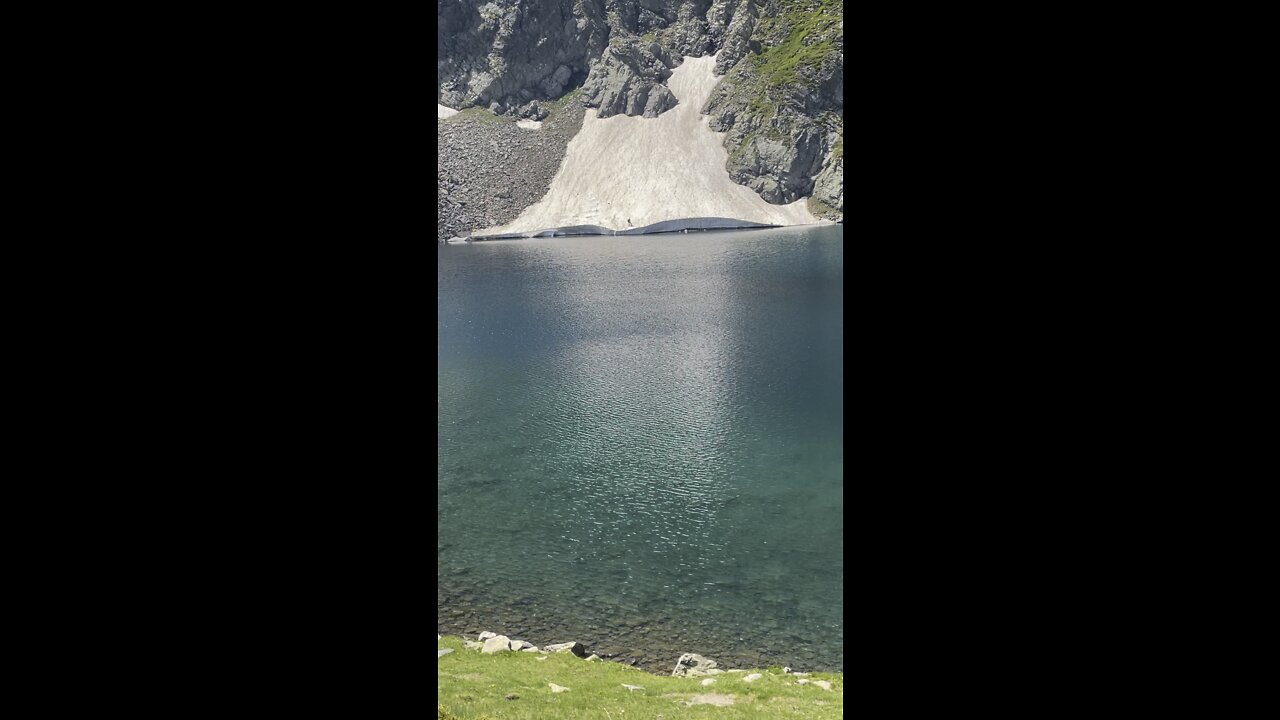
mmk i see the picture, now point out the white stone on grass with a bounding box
[813,680,832,691]
[549,683,570,693]
[743,673,763,682]
[701,678,716,686]
[482,635,513,654]
[542,642,586,657]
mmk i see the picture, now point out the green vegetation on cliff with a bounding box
[751,0,841,86]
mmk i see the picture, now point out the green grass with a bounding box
[750,1,840,84]
[437,635,843,719]
[448,107,507,124]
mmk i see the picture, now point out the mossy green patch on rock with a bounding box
[807,195,841,220]
[750,1,839,86]
[703,0,842,207]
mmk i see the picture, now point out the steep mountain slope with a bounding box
[436,0,843,227]
[481,55,815,234]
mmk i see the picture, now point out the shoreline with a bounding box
[438,592,843,676]
[436,628,841,679]
[442,218,839,243]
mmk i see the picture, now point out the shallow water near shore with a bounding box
[438,225,843,673]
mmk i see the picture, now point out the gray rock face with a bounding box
[437,0,609,111]
[581,38,680,118]
[725,125,827,204]
[812,155,843,213]
[709,0,757,75]
[703,8,843,210]
[482,635,514,653]
[672,652,719,677]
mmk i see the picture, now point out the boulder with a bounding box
[482,635,513,654]
[543,641,587,657]
[549,683,570,693]
[672,653,719,677]
[478,631,497,641]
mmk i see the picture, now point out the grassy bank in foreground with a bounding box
[437,636,844,719]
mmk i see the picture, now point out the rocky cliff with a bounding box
[437,0,843,218]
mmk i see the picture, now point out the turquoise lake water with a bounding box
[438,225,843,672]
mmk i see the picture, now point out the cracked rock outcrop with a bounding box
[581,38,681,118]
